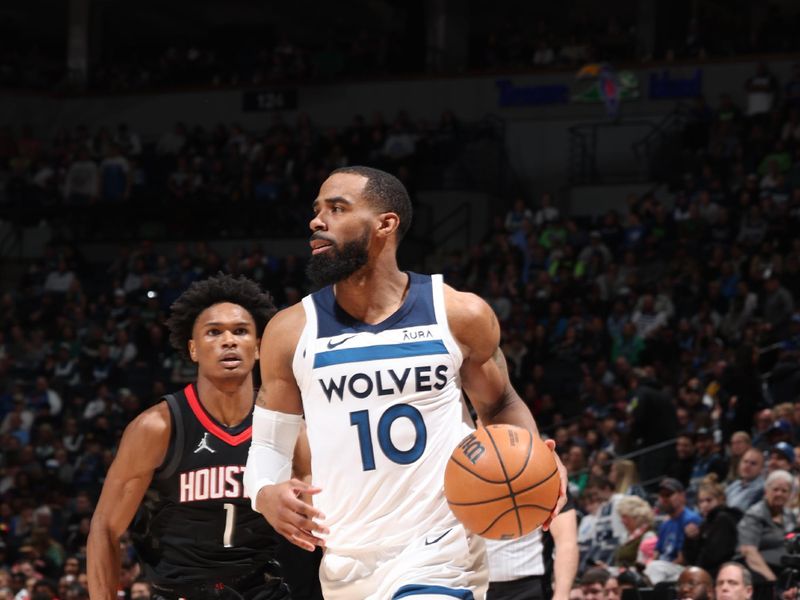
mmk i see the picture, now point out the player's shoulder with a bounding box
[123,400,171,442]
[442,283,495,329]
[261,303,307,355]
[442,283,499,355]
[264,302,306,333]
[111,400,172,473]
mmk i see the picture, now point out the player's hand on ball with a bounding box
[255,478,328,551]
[541,439,567,531]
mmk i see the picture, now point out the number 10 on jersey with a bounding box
[349,404,428,471]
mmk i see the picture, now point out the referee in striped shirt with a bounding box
[486,495,579,600]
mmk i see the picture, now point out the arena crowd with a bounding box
[2,61,800,599]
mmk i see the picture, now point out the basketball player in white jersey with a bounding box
[244,166,567,600]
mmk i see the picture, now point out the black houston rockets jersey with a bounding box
[131,384,279,585]
[293,272,468,554]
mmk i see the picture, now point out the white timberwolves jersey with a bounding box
[293,273,466,553]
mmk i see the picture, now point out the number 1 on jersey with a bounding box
[349,404,427,471]
[223,502,235,548]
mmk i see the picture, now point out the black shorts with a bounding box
[487,574,547,600]
[150,569,292,600]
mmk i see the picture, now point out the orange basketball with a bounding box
[444,424,560,540]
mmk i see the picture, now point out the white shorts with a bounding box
[319,522,488,600]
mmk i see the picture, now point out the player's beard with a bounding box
[306,229,370,288]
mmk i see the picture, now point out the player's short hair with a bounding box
[166,273,276,360]
[331,165,413,239]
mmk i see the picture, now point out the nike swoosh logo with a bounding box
[424,528,452,546]
[326,335,356,349]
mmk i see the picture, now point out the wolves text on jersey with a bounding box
[179,465,248,503]
[317,364,449,402]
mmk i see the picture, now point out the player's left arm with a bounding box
[446,285,568,521]
[549,506,579,600]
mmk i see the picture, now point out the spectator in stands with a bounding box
[631,294,669,340]
[688,427,729,494]
[766,441,794,474]
[762,273,795,335]
[580,567,609,600]
[609,459,645,498]
[682,475,741,577]
[666,432,697,489]
[744,63,779,120]
[613,495,656,569]
[611,322,645,367]
[737,469,796,584]
[578,477,626,572]
[0,394,34,444]
[62,148,99,205]
[30,376,62,420]
[532,40,555,66]
[99,144,130,202]
[628,368,679,488]
[679,380,711,430]
[43,259,76,295]
[156,122,187,157]
[720,281,758,342]
[130,579,151,599]
[109,329,137,369]
[715,562,753,600]
[603,576,621,600]
[677,566,715,600]
[752,409,776,451]
[534,192,560,227]
[567,445,589,496]
[726,446,766,512]
[567,585,583,600]
[720,346,763,443]
[61,416,84,459]
[504,197,534,234]
[645,477,701,584]
[381,121,416,163]
[113,124,141,158]
[578,231,612,272]
[167,156,200,200]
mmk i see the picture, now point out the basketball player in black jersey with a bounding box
[87,274,295,600]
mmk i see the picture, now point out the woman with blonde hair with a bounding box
[609,458,646,498]
[613,495,657,568]
[681,474,741,576]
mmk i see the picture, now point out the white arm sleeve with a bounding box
[244,406,303,512]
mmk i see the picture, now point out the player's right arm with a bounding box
[244,305,328,552]
[87,403,170,600]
